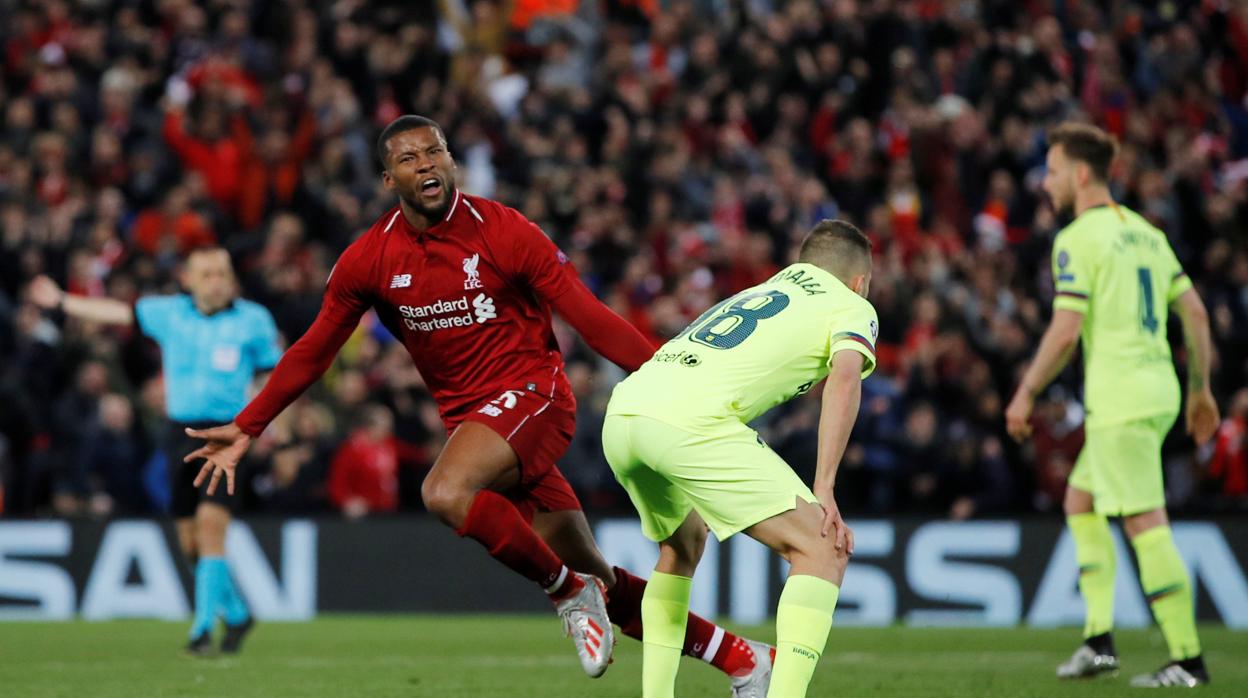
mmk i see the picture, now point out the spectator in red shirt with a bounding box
[1209,389,1248,500]
[162,98,251,220]
[1030,395,1086,511]
[132,185,216,256]
[327,404,421,519]
[236,108,317,231]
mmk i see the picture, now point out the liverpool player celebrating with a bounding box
[185,116,774,695]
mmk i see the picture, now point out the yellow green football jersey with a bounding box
[607,263,878,431]
[1051,204,1192,428]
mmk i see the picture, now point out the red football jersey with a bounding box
[322,191,578,428]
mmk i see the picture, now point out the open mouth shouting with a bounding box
[419,176,444,200]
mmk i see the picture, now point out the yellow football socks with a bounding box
[769,575,839,697]
[640,571,692,698]
[1068,512,1116,638]
[1133,526,1201,660]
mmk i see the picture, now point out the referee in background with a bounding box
[29,246,281,656]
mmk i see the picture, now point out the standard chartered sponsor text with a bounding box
[399,295,492,331]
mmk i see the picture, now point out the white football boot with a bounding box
[1130,661,1209,688]
[1057,643,1119,679]
[554,573,615,678]
[730,640,775,698]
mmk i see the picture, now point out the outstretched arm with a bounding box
[503,207,656,371]
[1006,309,1084,441]
[187,314,356,495]
[234,315,357,436]
[188,245,372,494]
[1172,287,1219,444]
[549,281,657,372]
[27,275,134,326]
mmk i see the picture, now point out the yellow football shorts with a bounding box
[602,413,817,542]
[1068,412,1177,516]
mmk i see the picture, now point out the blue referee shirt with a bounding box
[135,294,283,423]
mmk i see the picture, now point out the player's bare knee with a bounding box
[421,477,472,526]
[195,520,227,556]
[655,517,707,576]
[788,541,847,583]
[683,524,709,558]
[657,540,700,577]
[1123,507,1168,539]
[794,545,848,584]
[788,524,847,571]
[673,526,708,564]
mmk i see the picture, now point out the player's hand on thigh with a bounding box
[746,498,851,582]
[815,488,853,555]
[185,423,254,495]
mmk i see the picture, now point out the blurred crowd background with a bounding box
[1,0,1246,520]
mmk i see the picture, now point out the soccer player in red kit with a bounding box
[185,115,774,695]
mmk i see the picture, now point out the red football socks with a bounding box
[604,566,647,639]
[607,566,762,677]
[456,490,581,597]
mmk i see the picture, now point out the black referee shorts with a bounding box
[169,421,237,518]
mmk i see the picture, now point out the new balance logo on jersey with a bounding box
[463,254,483,290]
[473,294,496,323]
[391,274,412,289]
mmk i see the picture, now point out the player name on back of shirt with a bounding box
[771,267,827,295]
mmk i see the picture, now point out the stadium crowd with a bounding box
[1,0,1246,520]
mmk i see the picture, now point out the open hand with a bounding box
[185,423,253,495]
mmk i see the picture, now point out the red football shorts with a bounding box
[459,384,582,519]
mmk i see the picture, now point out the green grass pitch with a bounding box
[2,616,1245,696]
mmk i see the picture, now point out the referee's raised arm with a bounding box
[27,274,135,325]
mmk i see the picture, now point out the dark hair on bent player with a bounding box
[376,115,446,167]
[1048,122,1118,183]
[799,219,872,282]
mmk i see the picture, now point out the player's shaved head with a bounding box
[377,115,446,168]
[798,220,873,294]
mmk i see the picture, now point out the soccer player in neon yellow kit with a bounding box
[1006,123,1220,688]
[603,220,877,698]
